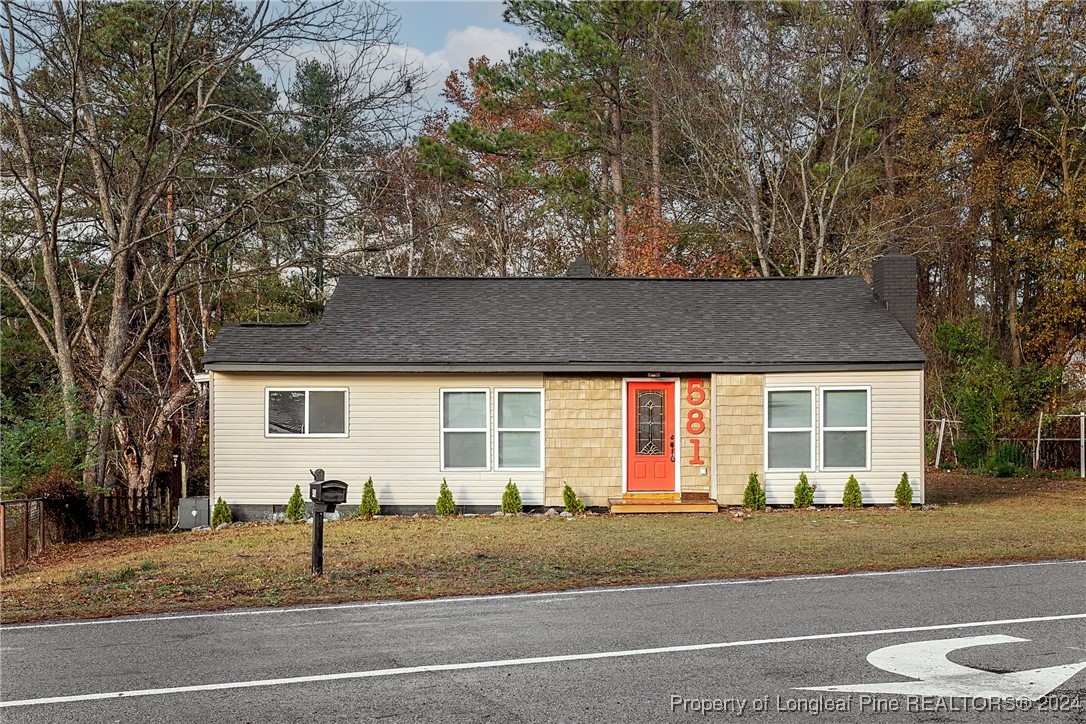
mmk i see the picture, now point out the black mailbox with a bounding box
[309,480,348,512]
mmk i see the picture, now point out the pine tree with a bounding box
[501,480,522,513]
[359,477,380,518]
[742,472,766,510]
[284,485,307,522]
[562,484,586,515]
[793,472,814,508]
[895,472,913,508]
[211,497,233,527]
[842,475,863,508]
[436,479,457,516]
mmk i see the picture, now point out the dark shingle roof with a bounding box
[202,275,925,372]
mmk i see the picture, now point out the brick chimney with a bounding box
[873,248,918,342]
[566,256,597,277]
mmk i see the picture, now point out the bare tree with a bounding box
[1,0,419,494]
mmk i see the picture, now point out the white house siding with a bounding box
[210,372,545,509]
[762,370,925,506]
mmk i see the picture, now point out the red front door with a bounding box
[627,381,676,492]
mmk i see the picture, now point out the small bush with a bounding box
[562,484,586,515]
[359,477,380,518]
[793,472,814,508]
[284,485,307,522]
[501,480,522,513]
[986,443,1027,478]
[435,479,456,515]
[742,472,766,510]
[842,475,863,508]
[211,497,232,527]
[895,472,913,507]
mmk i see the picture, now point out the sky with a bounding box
[387,1,538,109]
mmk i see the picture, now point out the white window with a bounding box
[821,387,870,470]
[441,389,490,470]
[266,389,347,436]
[765,388,814,471]
[496,390,543,470]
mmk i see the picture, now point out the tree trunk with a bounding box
[608,99,627,267]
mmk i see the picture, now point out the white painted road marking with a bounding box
[799,635,1086,700]
[5,559,1083,631]
[3,612,1084,708]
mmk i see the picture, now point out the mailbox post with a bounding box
[308,469,348,575]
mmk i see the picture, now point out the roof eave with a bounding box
[203,360,926,374]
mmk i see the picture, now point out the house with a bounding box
[202,250,925,517]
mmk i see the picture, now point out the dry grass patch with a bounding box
[2,471,1084,624]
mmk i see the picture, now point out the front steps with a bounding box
[607,493,719,514]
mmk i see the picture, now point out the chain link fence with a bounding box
[1,499,46,576]
[927,412,1085,477]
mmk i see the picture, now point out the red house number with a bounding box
[686,379,706,465]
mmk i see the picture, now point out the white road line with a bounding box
[5,558,1083,631]
[3,612,1085,709]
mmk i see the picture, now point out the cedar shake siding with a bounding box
[713,374,766,506]
[543,376,623,508]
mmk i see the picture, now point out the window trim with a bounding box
[440,388,491,472]
[764,386,816,473]
[819,386,872,472]
[495,388,545,472]
[264,387,349,438]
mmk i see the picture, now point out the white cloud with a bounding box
[404,25,541,111]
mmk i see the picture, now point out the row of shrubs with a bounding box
[742,472,914,510]
[208,472,916,527]
[210,479,589,527]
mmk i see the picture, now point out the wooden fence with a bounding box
[96,487,174,533]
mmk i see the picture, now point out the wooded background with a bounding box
[2,1,1083,516]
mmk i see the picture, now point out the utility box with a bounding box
[178,496,209,530]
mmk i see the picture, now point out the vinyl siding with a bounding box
[762,370,924,505]
[210,372,545,507]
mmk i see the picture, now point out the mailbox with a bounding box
[309,480,348,513]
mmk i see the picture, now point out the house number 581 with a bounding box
[686,379,706,465]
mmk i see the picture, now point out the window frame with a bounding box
[264,387,349,438]
[819,386,872,472]
[764,386,816,473]
[440,388,491,472]
[494,388,545,472]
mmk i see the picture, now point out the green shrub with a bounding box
[211,497,232,527]
[284,485,307,522]
[0,386,87,498]
[895,472,913,507]
[793,472,814,508]
[562,484,586,515]
[359,477,380,518]
[986,443,1027,478]
[501,480,522,513]
[742,472,766,510]
[842,475,863,508]
[933,319,1060,465]
[435,479,456,516]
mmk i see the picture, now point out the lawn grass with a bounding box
[2,471,1083,624]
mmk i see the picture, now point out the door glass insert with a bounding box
[636,389,665,455]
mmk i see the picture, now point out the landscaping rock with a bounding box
[559,511,573,518]
[543,508,558,517]
[490,511,504,517]
[214,522,229,531]
[463,513,478,518]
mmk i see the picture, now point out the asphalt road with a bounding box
[2,560,1085,723]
